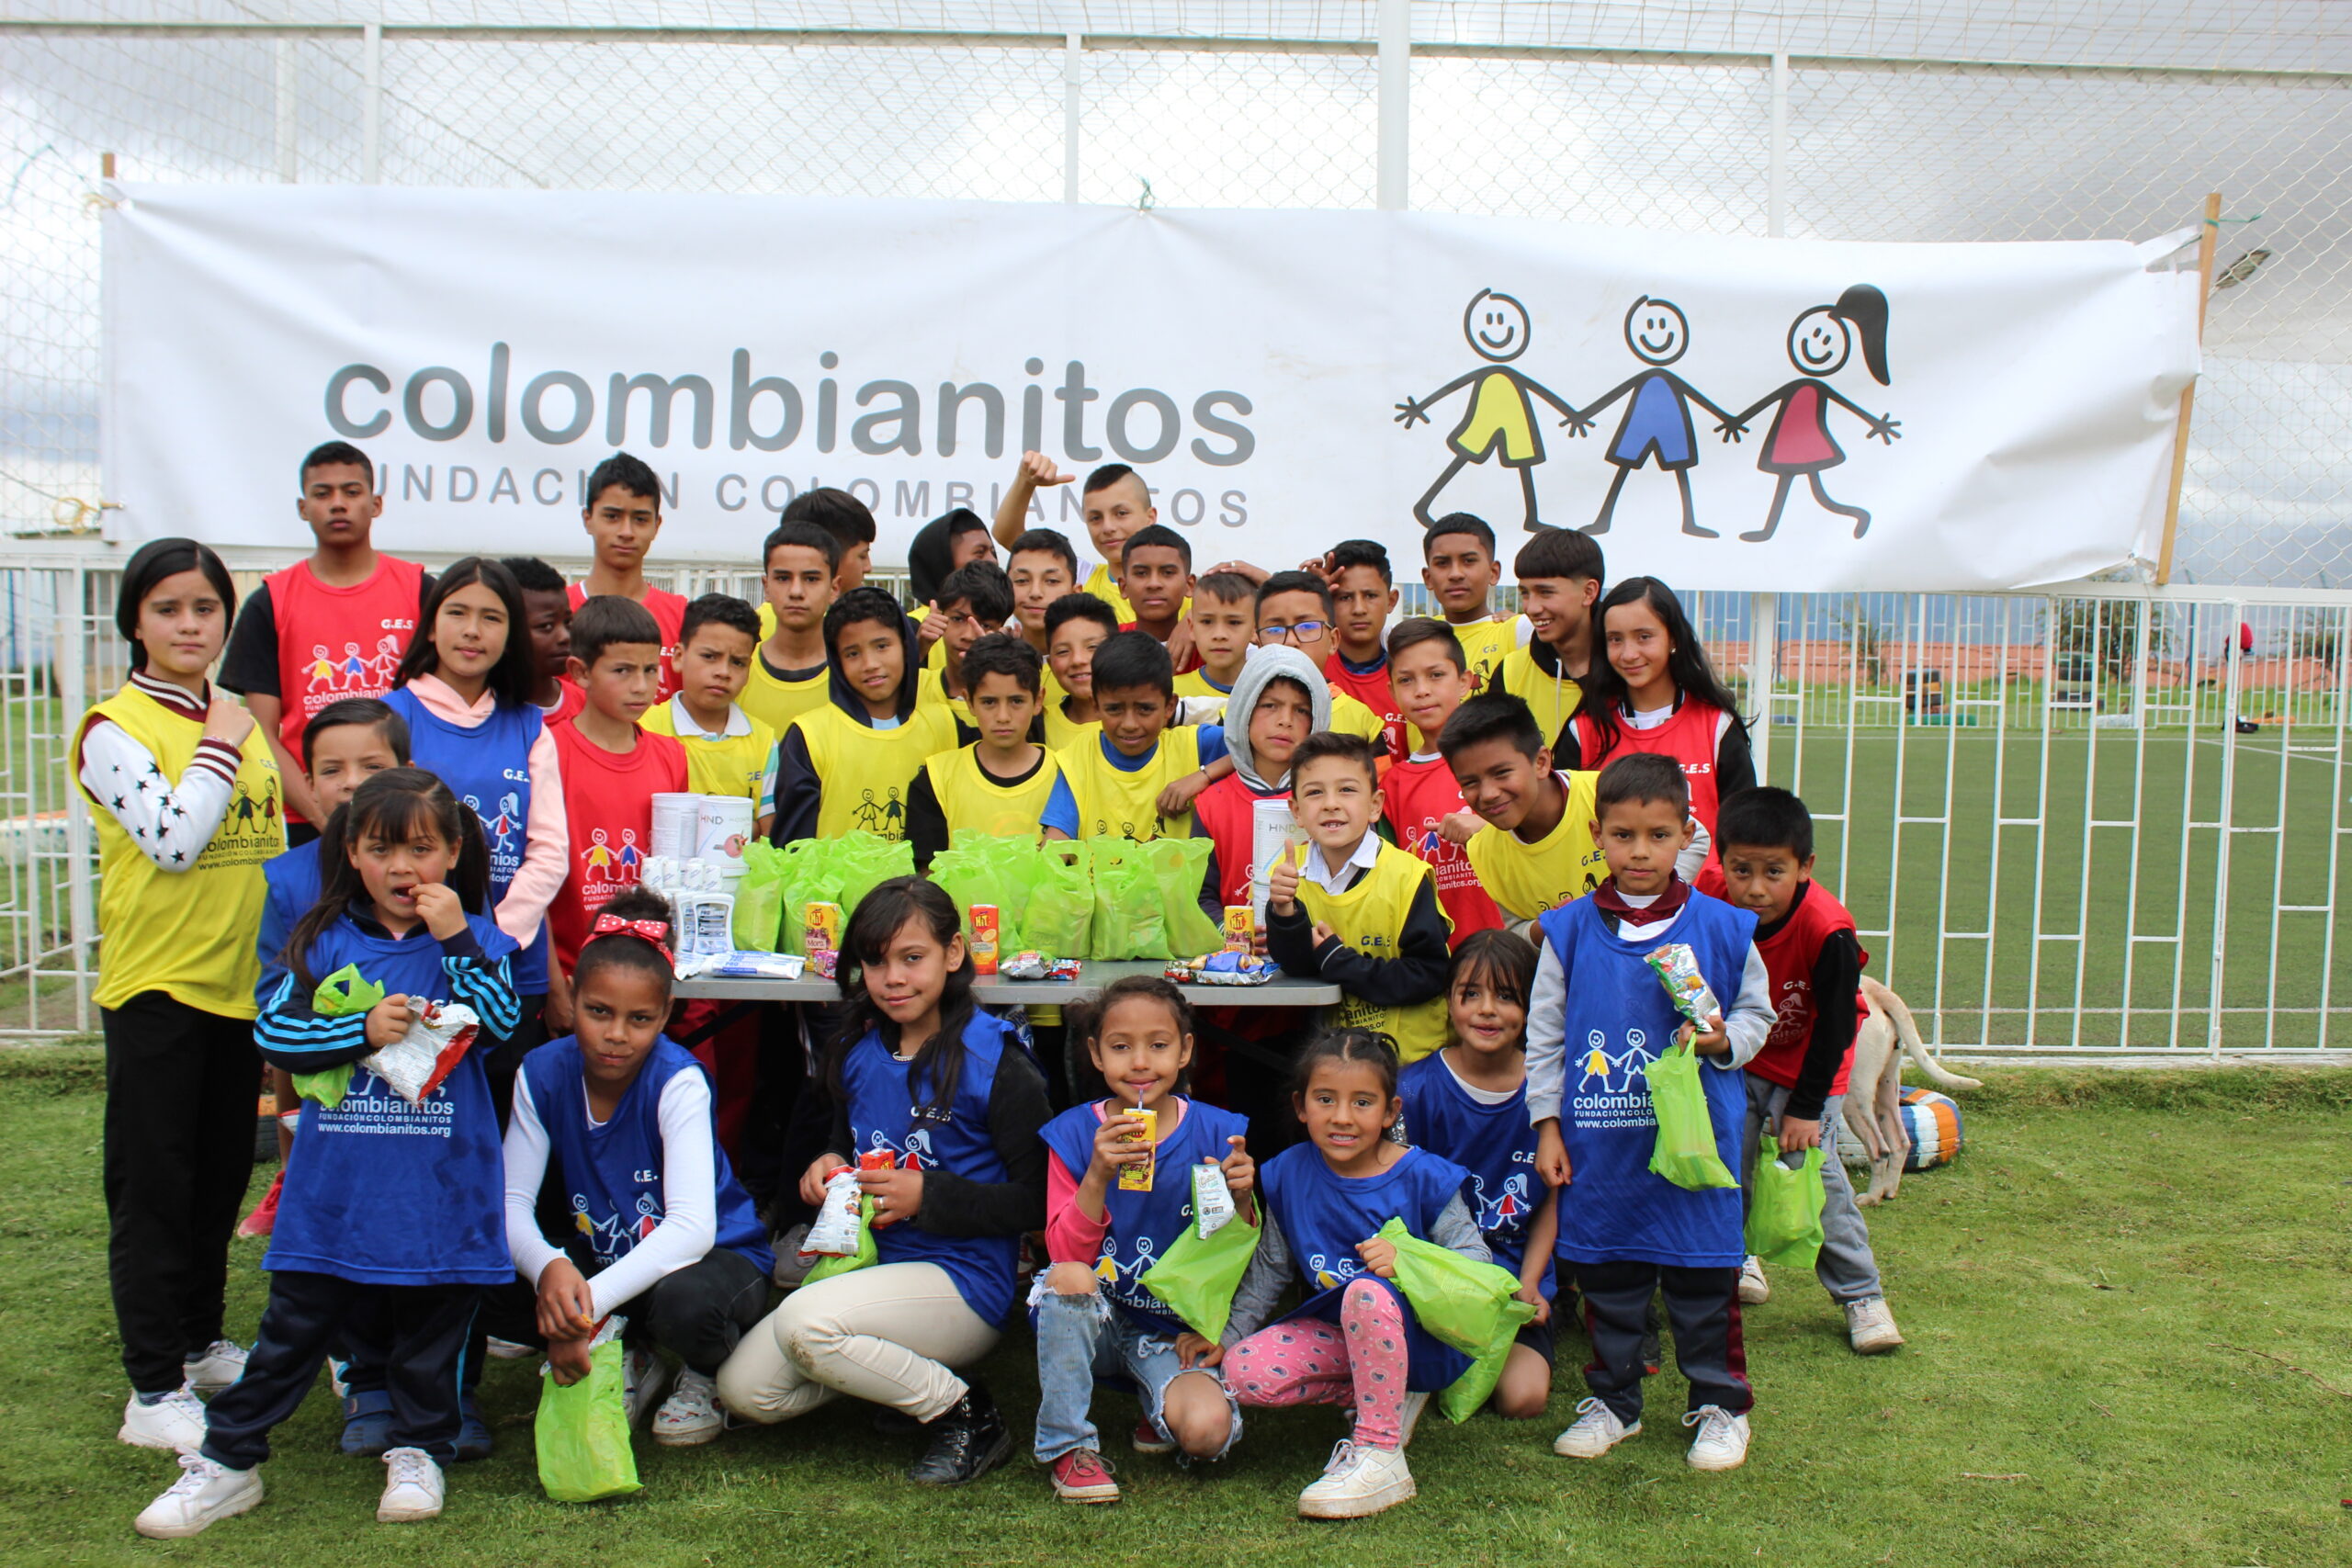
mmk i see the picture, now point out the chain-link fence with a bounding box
[6,4,2352,584]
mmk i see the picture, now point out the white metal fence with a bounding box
[3,4,2350,1050]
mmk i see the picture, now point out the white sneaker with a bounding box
[1737,1255,1770,1304]
[119,1383,208,1453]
[484,1337,536,1360]
[772,1223,814,1287]
[1396,1390,1430,1448]
[376,1447,445,1522]
[1682,1404,1751,1471]
[652,1368,725,1447]
[1296,1440,1416,1519]
[1845,1296,1905,1355]
[1552,1395,1640,1458]
[134,1452,263,1539]
[622,1346,665,1428]
[183,1339,249,1393]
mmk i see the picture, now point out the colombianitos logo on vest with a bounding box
[323,347,1260,531]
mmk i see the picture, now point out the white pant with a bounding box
[717,1262,999,1426]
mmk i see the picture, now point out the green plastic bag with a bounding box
[1023,843,1093,957]
[1378,1216,1525,1355]
[535,1339,641,1503]
[770,840,846,958]
[1438,1297,1539,1424]
[292,964,386,1108]
[836,834,915,921]
[731,840,788,952]
[928,831,1043,953]
[1644,1038,1739,1191]
[1139,1202,1261,1341]
[1745,1145,1827,1269]
[1090,840,1168,960]
[1136,836,1223,959]
[804,1195,879,1286]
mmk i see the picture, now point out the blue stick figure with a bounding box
[1568,297,1747,540]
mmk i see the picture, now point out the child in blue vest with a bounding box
[382,556,566,1101]
[1526,753,1776,1472]
[487,885,775,1448]
[135,768,519,1538]
[1397,929,1557,1420]
[1034,976,1258,1504]
[1224,1029,1490,1521]
[718,877,1050,1488]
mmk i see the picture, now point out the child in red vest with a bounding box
[220,440,429,840]
[1714,785,1903,1356]
[1380,618,1502,945]
[569,453,687,700]
[545,595,687,1035]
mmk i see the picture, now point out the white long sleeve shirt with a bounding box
[1524,893,1775,1125]
[503,1065,718,1318]
[74,671,243,871]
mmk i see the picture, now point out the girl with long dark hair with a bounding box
[718,877,1049,1488]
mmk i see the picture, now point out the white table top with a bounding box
[673,957,1339,1008]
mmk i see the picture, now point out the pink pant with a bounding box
[1224,1277,1410,1450]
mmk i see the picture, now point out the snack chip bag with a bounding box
[1645,942,1722,1029]
[361,1000,481,1105]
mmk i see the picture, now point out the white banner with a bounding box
[103,186,2199,591]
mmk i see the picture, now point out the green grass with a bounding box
[3,1048,2348,1567]
[1787,726,2352,1049]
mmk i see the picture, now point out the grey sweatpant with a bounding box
[1739,1072,1883,1305]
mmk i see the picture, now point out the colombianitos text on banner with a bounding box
[102,186,2199,591]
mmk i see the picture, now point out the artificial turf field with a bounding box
[3,1049,2346,1568]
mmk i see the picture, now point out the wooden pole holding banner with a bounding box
[2154,191,2221,586]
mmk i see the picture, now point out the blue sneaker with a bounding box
[339,1389,393,1457]
[455,1395,493,1462]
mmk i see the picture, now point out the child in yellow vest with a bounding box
[916,560,1015,728]
[640,594,779,840]
[1042,592,1118,752]
[907,634,1059,871]
[1440,692,1612,938]
[1041,632,1226,844]
[744,521,839,737]
[1264,732,1453,1062]
[1172,570,1257,706]
[769,587,957,846]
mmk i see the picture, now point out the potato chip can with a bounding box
[804,900,842,979]
[969,904,1001,976]
[1222,905,1255,953]
[1116,1105,1158,1191]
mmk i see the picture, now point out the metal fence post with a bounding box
[1062,32,1081,204]
[62,560,93,1030]
[1768,51,1788,237]
[274,39,297,182]
[1376,0,1409,210]
[1748,591,1779,782]
[362,21,382,184]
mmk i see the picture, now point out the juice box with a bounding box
[1222,905,1255,953]
[1116,1105,1158,1191]
[969,904,1001,976]
[804,900,842,979]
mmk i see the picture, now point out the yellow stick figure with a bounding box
[1396,288,1588,534]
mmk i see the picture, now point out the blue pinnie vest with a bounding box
[382,686,548,993]
[266,911,517,1286]
[254,841,322,998]
[1536,890,1756,1268]
[1398,1054,1555,1302]
[840,1010,1024,1325]
[520,1035,775,1281]
[1259,1142,1476,1393]
[1039,1097,1251,1335]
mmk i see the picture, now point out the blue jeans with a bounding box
[1031,1282,1239,1463]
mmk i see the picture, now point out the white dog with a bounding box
[1839,977,1983,1206]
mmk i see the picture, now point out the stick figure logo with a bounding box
[1395,289,1582,534]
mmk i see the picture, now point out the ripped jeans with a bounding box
[1030,1277,1238,1464]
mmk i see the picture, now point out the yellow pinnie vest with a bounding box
[1299,840,1452,1064]
[922,745,1059,840]
[1055,727,1204,841]
[1464,770,1607,922]
[85,686,282,1016]
[791,703,959,842]
[738,652,830,737]
[1450,617,1520,696]
[1494,643,1582,753]
[639,701,778,805]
